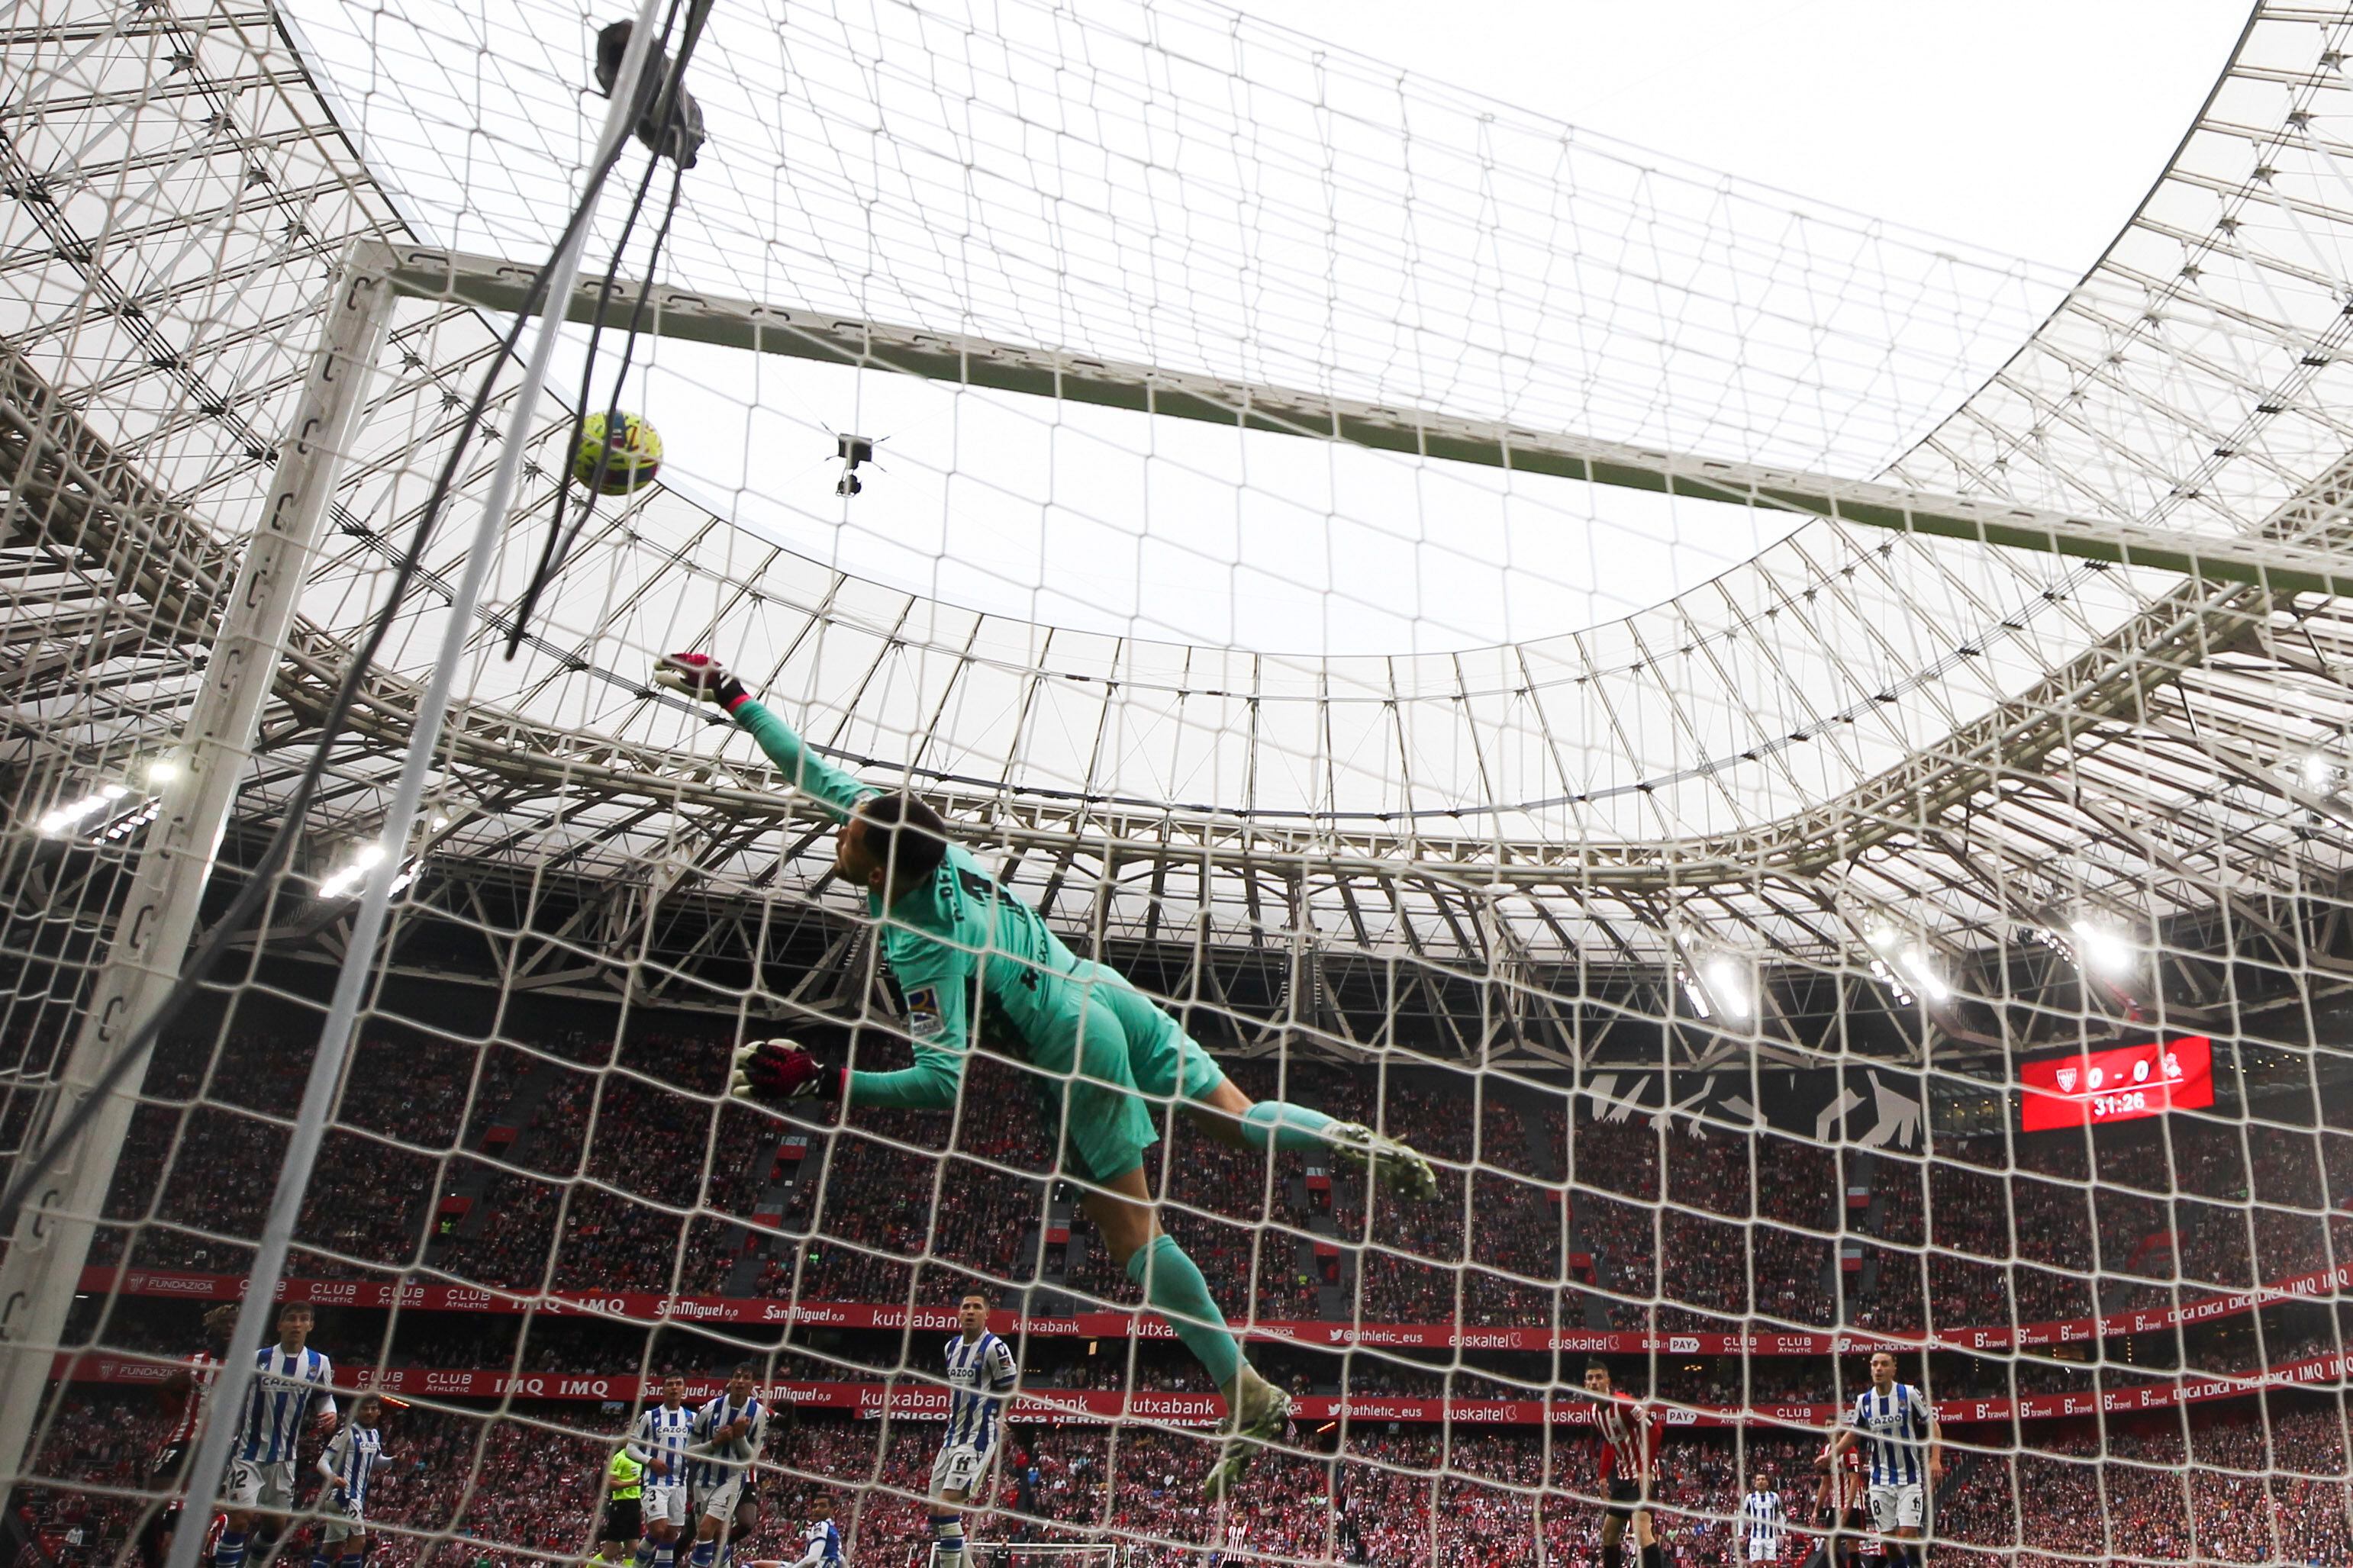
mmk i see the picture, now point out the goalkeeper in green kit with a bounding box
[657,652,1438,1499]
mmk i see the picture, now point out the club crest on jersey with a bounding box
[907,986,945,1040]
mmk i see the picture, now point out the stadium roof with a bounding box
[8,0,2353,1052]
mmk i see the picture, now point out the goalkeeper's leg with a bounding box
[1054,994,1253,1397]
[1049,993,1288,1498]
[1188,1075,1439,1200]
[1077,1169,1286,1499]
[1081,967,1439,1201]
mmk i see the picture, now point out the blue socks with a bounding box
[1239,1100,1339,1153]
[218,1534,247,1568]
[689,1544,717,1568]
[1127,1232,1243,1388]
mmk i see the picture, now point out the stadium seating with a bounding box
[96,1026,2353,1347]
[59,1025,2353,1568]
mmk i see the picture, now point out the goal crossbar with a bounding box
[376,240,2351,600]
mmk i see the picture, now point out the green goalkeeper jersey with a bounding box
[730,697,1088,1109]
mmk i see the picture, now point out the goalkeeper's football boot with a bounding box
[1204,1365,1291,1502]
[1327,1121,1441,1202]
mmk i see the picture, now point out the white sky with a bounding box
[1280,0,2251,269]
[298,0,2254,657]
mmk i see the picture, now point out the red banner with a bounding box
[2020,1036,2214,1131]
[53,1354,2352,1428]
[76,1261,2353,1357]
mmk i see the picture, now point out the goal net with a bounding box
[5,3,2353,1568]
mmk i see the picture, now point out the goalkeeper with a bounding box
[658,652,1439,1499]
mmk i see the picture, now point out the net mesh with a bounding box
[5,4,2353,1568]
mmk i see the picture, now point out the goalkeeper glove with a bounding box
[656,652,750,713]
[732,1040,845,1109]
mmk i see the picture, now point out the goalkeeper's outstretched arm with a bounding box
[730,932,974,1112]
[733,960,972,1112]
[656,652,875,819]
[661,653,973,1116]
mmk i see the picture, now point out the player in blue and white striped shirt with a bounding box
[311,1393,392,1568]
[927,1294,1017,1568]
[779,1495,842,1568]
[733,1494,840,1568]
[631,1374,700,1568]
[219,1303,337,1568]
[1739,1476,1785,1563]
[1829,1353,1942,1567]
[687,1366,768,1568]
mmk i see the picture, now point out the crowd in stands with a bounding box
[84,1019,2353,1367]
[501,1062,595,1180]
[1928,1409,2353,1566]
[37,880,2353,1568]
[1555,1109,2353,1343]
[430,1170,565,1291]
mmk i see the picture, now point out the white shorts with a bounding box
[643,1481,689,1528]
[1868,1482,1926,1532]
[1747,1541,1779,1563]
[930,1440,995,1499]
[225,1459,296,1513]
[319,1494,366,1544]
[697,1473,748,1522]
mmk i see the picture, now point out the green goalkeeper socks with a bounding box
[1238,1100,1339,1153]
[1127,1232,1242,1388]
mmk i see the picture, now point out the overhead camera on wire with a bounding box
[836,433,878,497]
[595,18,706,168]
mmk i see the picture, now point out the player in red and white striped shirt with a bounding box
[1207,1512,1249,1568]
[133,1305,237,1568]
[1803,1439,1867,1568]
[1571,1360,1662,1568]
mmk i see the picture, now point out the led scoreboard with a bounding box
[2019,1036,2215,1132]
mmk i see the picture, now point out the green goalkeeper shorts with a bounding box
[1028,960,1227,1184]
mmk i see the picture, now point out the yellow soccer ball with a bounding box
[573,411,662,495]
